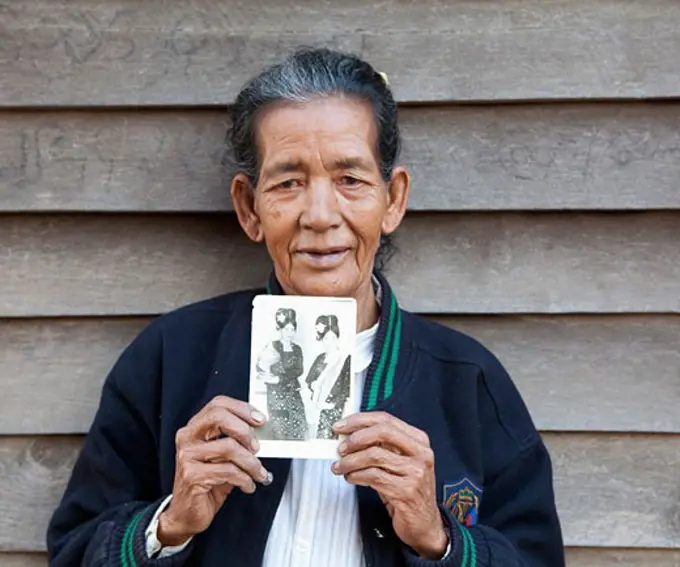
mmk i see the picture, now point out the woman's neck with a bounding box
[354,276,380,332]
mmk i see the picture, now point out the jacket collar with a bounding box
[265,270,405,410]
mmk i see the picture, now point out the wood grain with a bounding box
[2,104,680,212]
[565,549,680,567]
[2,315,679,435]
[2,434,679,551]
[440,315,680,434]
[2,0,680,106]
[1,212,679,317]
[3,550,680,567]
[0,554,46,567]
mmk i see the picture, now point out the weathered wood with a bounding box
[2,0,680,106]
[0,318,143,434]
[3,550,680,567]
[0,554,46,567]
[0,437,82,552]
[1,550,680,567]
[2,315,679,435]
[2,434,679,550]
[2,104,680,212]
[565,549,680,567]
[1,213,679,317]
[440,315,680,434]
[548,434,680,548]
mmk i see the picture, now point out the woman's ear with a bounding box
[381,166,410,235]
[231,173,264,242]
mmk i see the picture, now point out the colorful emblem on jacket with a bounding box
[443,478,482,526]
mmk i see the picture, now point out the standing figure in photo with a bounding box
[256,308,307,440]
[305,314,351,440]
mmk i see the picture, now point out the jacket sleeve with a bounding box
[403,340,565,567]
[405,439,564,567]
[46,323,194,567]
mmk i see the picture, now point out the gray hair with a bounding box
[228,47,401,269]
[228,47,401,184]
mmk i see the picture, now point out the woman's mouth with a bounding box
[296,248,350,268]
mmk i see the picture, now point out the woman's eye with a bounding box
[340,176,362,188]
[275,179,301,190]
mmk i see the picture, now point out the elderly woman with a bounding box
[305,314,351,440]
[47,48,565,567]
[255,308,307,440]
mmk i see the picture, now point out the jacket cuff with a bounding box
[112,501,193,567]
[402,505,490,567]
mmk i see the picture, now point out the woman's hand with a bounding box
[158,396,271,546]
[331,412,448,560]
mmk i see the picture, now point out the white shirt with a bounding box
[146,323,378,565]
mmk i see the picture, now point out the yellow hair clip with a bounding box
[378,71,390,86]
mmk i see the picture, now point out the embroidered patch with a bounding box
[443,478,482,526]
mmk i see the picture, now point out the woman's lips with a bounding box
[296,248,350,268]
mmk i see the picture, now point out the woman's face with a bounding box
[232,96,410,298]
[280,322,296,342]
[321,330,339,351]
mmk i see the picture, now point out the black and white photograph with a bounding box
[249,294,357,459]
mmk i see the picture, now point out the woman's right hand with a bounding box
[157,396,271,546]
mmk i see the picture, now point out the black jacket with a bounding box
[47,272,565,567]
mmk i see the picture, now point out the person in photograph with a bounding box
[305,314,351,440]
[48,48,565,567]
[255,308,307,441]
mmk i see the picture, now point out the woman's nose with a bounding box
[300,178,342,230]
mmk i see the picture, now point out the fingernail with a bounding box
[251,438,260,453]
[334,419,346,430]
[251,410,266,423]
[261,471,274,486]
[331,461,340,473]
[259,466,268,481]
[338,441,347,455]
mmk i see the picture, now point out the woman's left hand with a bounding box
[331,412,448,560]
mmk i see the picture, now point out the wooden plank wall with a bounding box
[1,1,679,565]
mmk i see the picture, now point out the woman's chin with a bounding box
[287,271,359,298]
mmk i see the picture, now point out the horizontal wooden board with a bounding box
[2,0,680,106]
[2,104,680,212]
[2,315,679,435]
[2,550,680,567]
[442,316,680,434]
[565,549,680,567]
[1,212,679,317]
[2,434,679,551]
[0,554,45,567]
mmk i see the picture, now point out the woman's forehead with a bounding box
[256,97,380,173]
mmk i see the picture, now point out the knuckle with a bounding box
[404,482,418,499]
[232,418,251,438]
[422,448,435,468]
[349,431,366,449]
[369,468,385,484]
[222,436,239,454]
[176,447,189,463]
[211,395,230,407]
[375,423,390,439]
[175,428,189,448]
[370,446,386,462]
[182,465,199,486]
[205,407,223,424]
[223,462,240,477]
